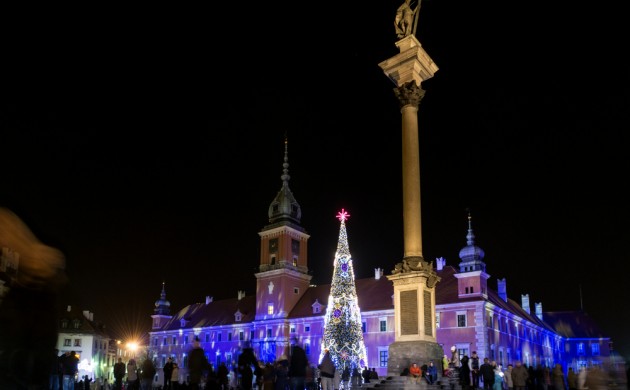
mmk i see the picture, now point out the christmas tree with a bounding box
[321,209,368,370]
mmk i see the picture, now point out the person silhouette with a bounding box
[0,207,67,389]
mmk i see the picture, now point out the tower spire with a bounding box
[267,136,302,225]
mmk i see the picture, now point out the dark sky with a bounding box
[4,2,629,359]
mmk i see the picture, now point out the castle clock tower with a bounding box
[253,138,311,358]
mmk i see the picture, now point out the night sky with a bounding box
[4,2,629,359]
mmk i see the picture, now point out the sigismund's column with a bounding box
[379,3,443,376]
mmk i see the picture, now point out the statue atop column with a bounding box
[394,0,421,39]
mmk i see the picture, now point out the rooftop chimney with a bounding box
[67,305,71,312]
[497,278,507,302]
[237,290,245,300]
[375,268,383,280]
[206,296,213,305]
[535,302,543,321]
[436,257,446,271]
[521,294,531,315]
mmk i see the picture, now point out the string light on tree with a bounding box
[321,209,368,370]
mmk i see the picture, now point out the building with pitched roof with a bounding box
[146,142,617,385]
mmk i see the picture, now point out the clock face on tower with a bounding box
[269,238,278,253]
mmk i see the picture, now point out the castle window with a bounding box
[172,336,177,345]
[379,349,389,367]
[305,343,310,355]
[457,312,467,327]
[73,319,81,329]
[290,325,296,333]
[294,287,299,294]
[266,328,272,338]
[64,339,71,347]
[239,331,244,341]
[74,339,81,347]
[268,303,274,315]
[235,311,242,322]
[228,332,232,341]
[591,343,600,356]
[217,333,222,342]
[305,325,310,332]
[436,312,441,329]
[379,318,387,332]
[61,319,68,329]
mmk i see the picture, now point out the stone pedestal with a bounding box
[387,340,444,377]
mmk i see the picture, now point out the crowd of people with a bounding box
[405,349,629,390]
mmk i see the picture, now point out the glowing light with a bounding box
[336,209,350,222]
[127,342,138,351]
[322,209,368,369]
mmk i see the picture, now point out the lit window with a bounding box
[268,303,274,315]
[379,350,389,367]
[64,339,71,347]
[436,312,441,329]
[74,339,81,347]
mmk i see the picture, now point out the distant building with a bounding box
[147,144,618,385]
[57,305,114,382]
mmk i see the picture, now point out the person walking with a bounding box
[551,364,566,390]
[127,359,139,390]
[274,356,289,390]
[288,346,308,390]
[511,361,528,390]
[218,362,230,390]
[318,350,335,390]
[236,345,260,390]
[171,362,180,390]
[50,348,62,390]
[504,364,514,390]
[113,358,126,390]
[566,367,577,390]
[62,351,79,390]
[140,358,156,390]
[492,362,504,390]
[470,351,481,390]
[163,357,174,390]
[188,338,209,390]
[459,355,471,389]
[479,358,495,390]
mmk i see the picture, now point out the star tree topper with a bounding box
[336,209,350,222]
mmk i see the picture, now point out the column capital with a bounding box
[394,81,425,108]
